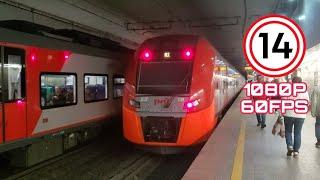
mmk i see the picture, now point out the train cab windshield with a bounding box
[137,60,193,95]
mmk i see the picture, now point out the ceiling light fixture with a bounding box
[297,15,306,21]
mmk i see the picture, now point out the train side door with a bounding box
[0,46,27,142]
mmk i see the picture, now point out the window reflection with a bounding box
[41,74,76,108]
[6,55,23,100]
[113,76,125,98]
[84,75,108,102]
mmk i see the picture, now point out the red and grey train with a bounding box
[123,35,245,151]
[0,26,128,155]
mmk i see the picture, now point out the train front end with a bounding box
[123,35,217,150]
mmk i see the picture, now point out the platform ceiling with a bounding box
[4,0,319,74]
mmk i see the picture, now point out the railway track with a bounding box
[2,93,238,180]
[3,124,197,180]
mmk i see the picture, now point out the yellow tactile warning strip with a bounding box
[231,119,246,180]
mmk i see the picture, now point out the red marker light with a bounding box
[64,51,71,60]
[184,99,200,110]
[140,49,152,61]
[17,100,23,104]
[182,49,193,60]
[31,55,36,61]
[186,102,193,108]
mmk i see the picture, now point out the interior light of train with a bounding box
[220,66,227,71]
[164,52,171,58]
[297,15,306,21]
[4,64,22,68]
[182,49,193,60]
[140,49,152,61]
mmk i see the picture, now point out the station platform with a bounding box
[183,91,320,180]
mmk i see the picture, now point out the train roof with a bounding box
[140,34,200,46]
[0,20,133,59]
[144,34,199,40]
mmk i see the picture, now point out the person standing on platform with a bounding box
[253,75,267,129]
[311,87,320,148]
[283,76,310,157]
[271,78,285,138]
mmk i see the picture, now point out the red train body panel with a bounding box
[0,44,68,143]
[123,35,245,149]
[0,33,126,149]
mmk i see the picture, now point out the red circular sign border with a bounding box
[249,21,300,71]
[243,14,307,77]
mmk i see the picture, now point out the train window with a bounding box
[113,76,125,84]
[235,80,239,87]
[84,74,108,103]
[137,61,193,95]
[3,47,26,102]
[40,73,77,109]
[223,80,228,89]
[113,75,125,99]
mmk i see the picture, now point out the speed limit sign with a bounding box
[243,14,306,77]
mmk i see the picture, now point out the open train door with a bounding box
[0,46,27,143]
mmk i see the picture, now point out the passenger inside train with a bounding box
[41,74,76,108]
[52,87,67,106]
[84,75,108,102]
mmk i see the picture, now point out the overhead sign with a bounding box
[243,14,306,77]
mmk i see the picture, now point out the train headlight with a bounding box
[192,100,200,107]
[129,99,140,108]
